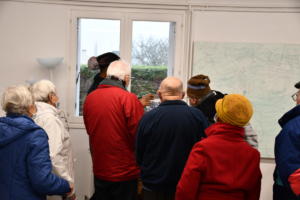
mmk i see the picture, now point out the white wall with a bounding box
[1,1,299,199]
[0,1,92,198]
[0,1,70,109]
[260,160,275,200]
[191,10,300,199]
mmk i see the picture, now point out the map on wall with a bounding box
[192,41,300,158]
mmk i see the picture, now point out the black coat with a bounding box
[196,90,225,125]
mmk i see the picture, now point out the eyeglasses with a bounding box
[291,92,299,101]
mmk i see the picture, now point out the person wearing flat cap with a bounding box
[187,74,258,149]
[273,81,300,199]
[176,94,262,200]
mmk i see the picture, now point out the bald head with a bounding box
[158,77,185,101]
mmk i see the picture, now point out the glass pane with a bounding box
[131,21,174,98]
[76,18,120,116]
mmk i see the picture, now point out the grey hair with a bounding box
[106,60,131,81]
[31,80,56,102]
[1,85,34,115]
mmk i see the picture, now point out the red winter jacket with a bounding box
[176,122,262,200]
[83,83,144,182]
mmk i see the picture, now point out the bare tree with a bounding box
[132,37,168,66]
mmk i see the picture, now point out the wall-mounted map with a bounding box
[192,41,300,158]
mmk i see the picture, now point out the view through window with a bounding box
[76,18,120,115]
[131,21,174,98]
[76,19,175,115]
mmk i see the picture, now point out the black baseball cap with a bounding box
[295,81,300,89]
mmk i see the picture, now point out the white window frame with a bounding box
[67,7,187,126]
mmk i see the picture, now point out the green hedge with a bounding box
[131,66,167,97]
[78,65,167,114]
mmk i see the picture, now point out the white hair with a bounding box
[106,60,131,81]
[31,80,56,102]
[1,85,34,115]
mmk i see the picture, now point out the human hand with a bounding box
[64,193,76,200]
[66,183,74,197]
[139,94,155,107]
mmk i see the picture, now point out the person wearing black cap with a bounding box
[273,81,300,199]
[87,52,154,107]
[87,52,120,94]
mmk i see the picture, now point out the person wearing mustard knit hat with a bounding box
[187,74,258,149]
[176,94,262,200]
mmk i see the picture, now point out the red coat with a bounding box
[176,122,261,200]
[83,84,144,182]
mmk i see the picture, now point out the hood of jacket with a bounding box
[278,104,300,127]
[205,122,245,139]
[0,114,40,147]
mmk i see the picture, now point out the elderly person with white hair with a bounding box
[0,85,72,200]
[83,60,144,200]
[31,80,75,200]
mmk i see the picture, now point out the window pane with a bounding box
[76,18,120,116]
[131,21,174,98]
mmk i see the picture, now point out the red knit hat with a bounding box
[187,74,211,99]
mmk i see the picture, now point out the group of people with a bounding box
[0,81,75,200]
[83,52,262,200]
[0,51,300,200]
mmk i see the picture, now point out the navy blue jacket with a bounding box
[275,105,300,186]
[136,100,208,191]
[0,114,70,200]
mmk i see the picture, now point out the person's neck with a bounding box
[161,96,182,102]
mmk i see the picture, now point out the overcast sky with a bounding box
[79,19,170,64]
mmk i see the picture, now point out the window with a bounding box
[70,10,185,119]
[76,18,120,115]
[131,21,175,98]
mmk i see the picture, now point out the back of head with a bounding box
[97,52,120,71]
[31,80,56,102]
[87,56,99,70]
[1,85,34,115]
[106,60,131,81]
[158,77,184,100]
[187,74,211,99]
[215,94,253,127]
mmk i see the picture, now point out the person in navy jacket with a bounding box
[274,81,300,199]
[0,85,72,200]
[136,77,208,200]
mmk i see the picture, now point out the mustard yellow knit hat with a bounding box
[215,94,253,127]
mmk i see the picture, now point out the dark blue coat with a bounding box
[136,100,208,191]
[0,114,70,200]
[275,105,300,186]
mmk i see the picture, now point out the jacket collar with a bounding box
[197,90,224,105]
[35,101,58,116]
[159,100,187,106]
[278,104,300,127]
[99,78,126,90]
[205,122,245,139]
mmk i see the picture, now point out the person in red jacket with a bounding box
[83,60,144,200]
[176,94,262,200]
